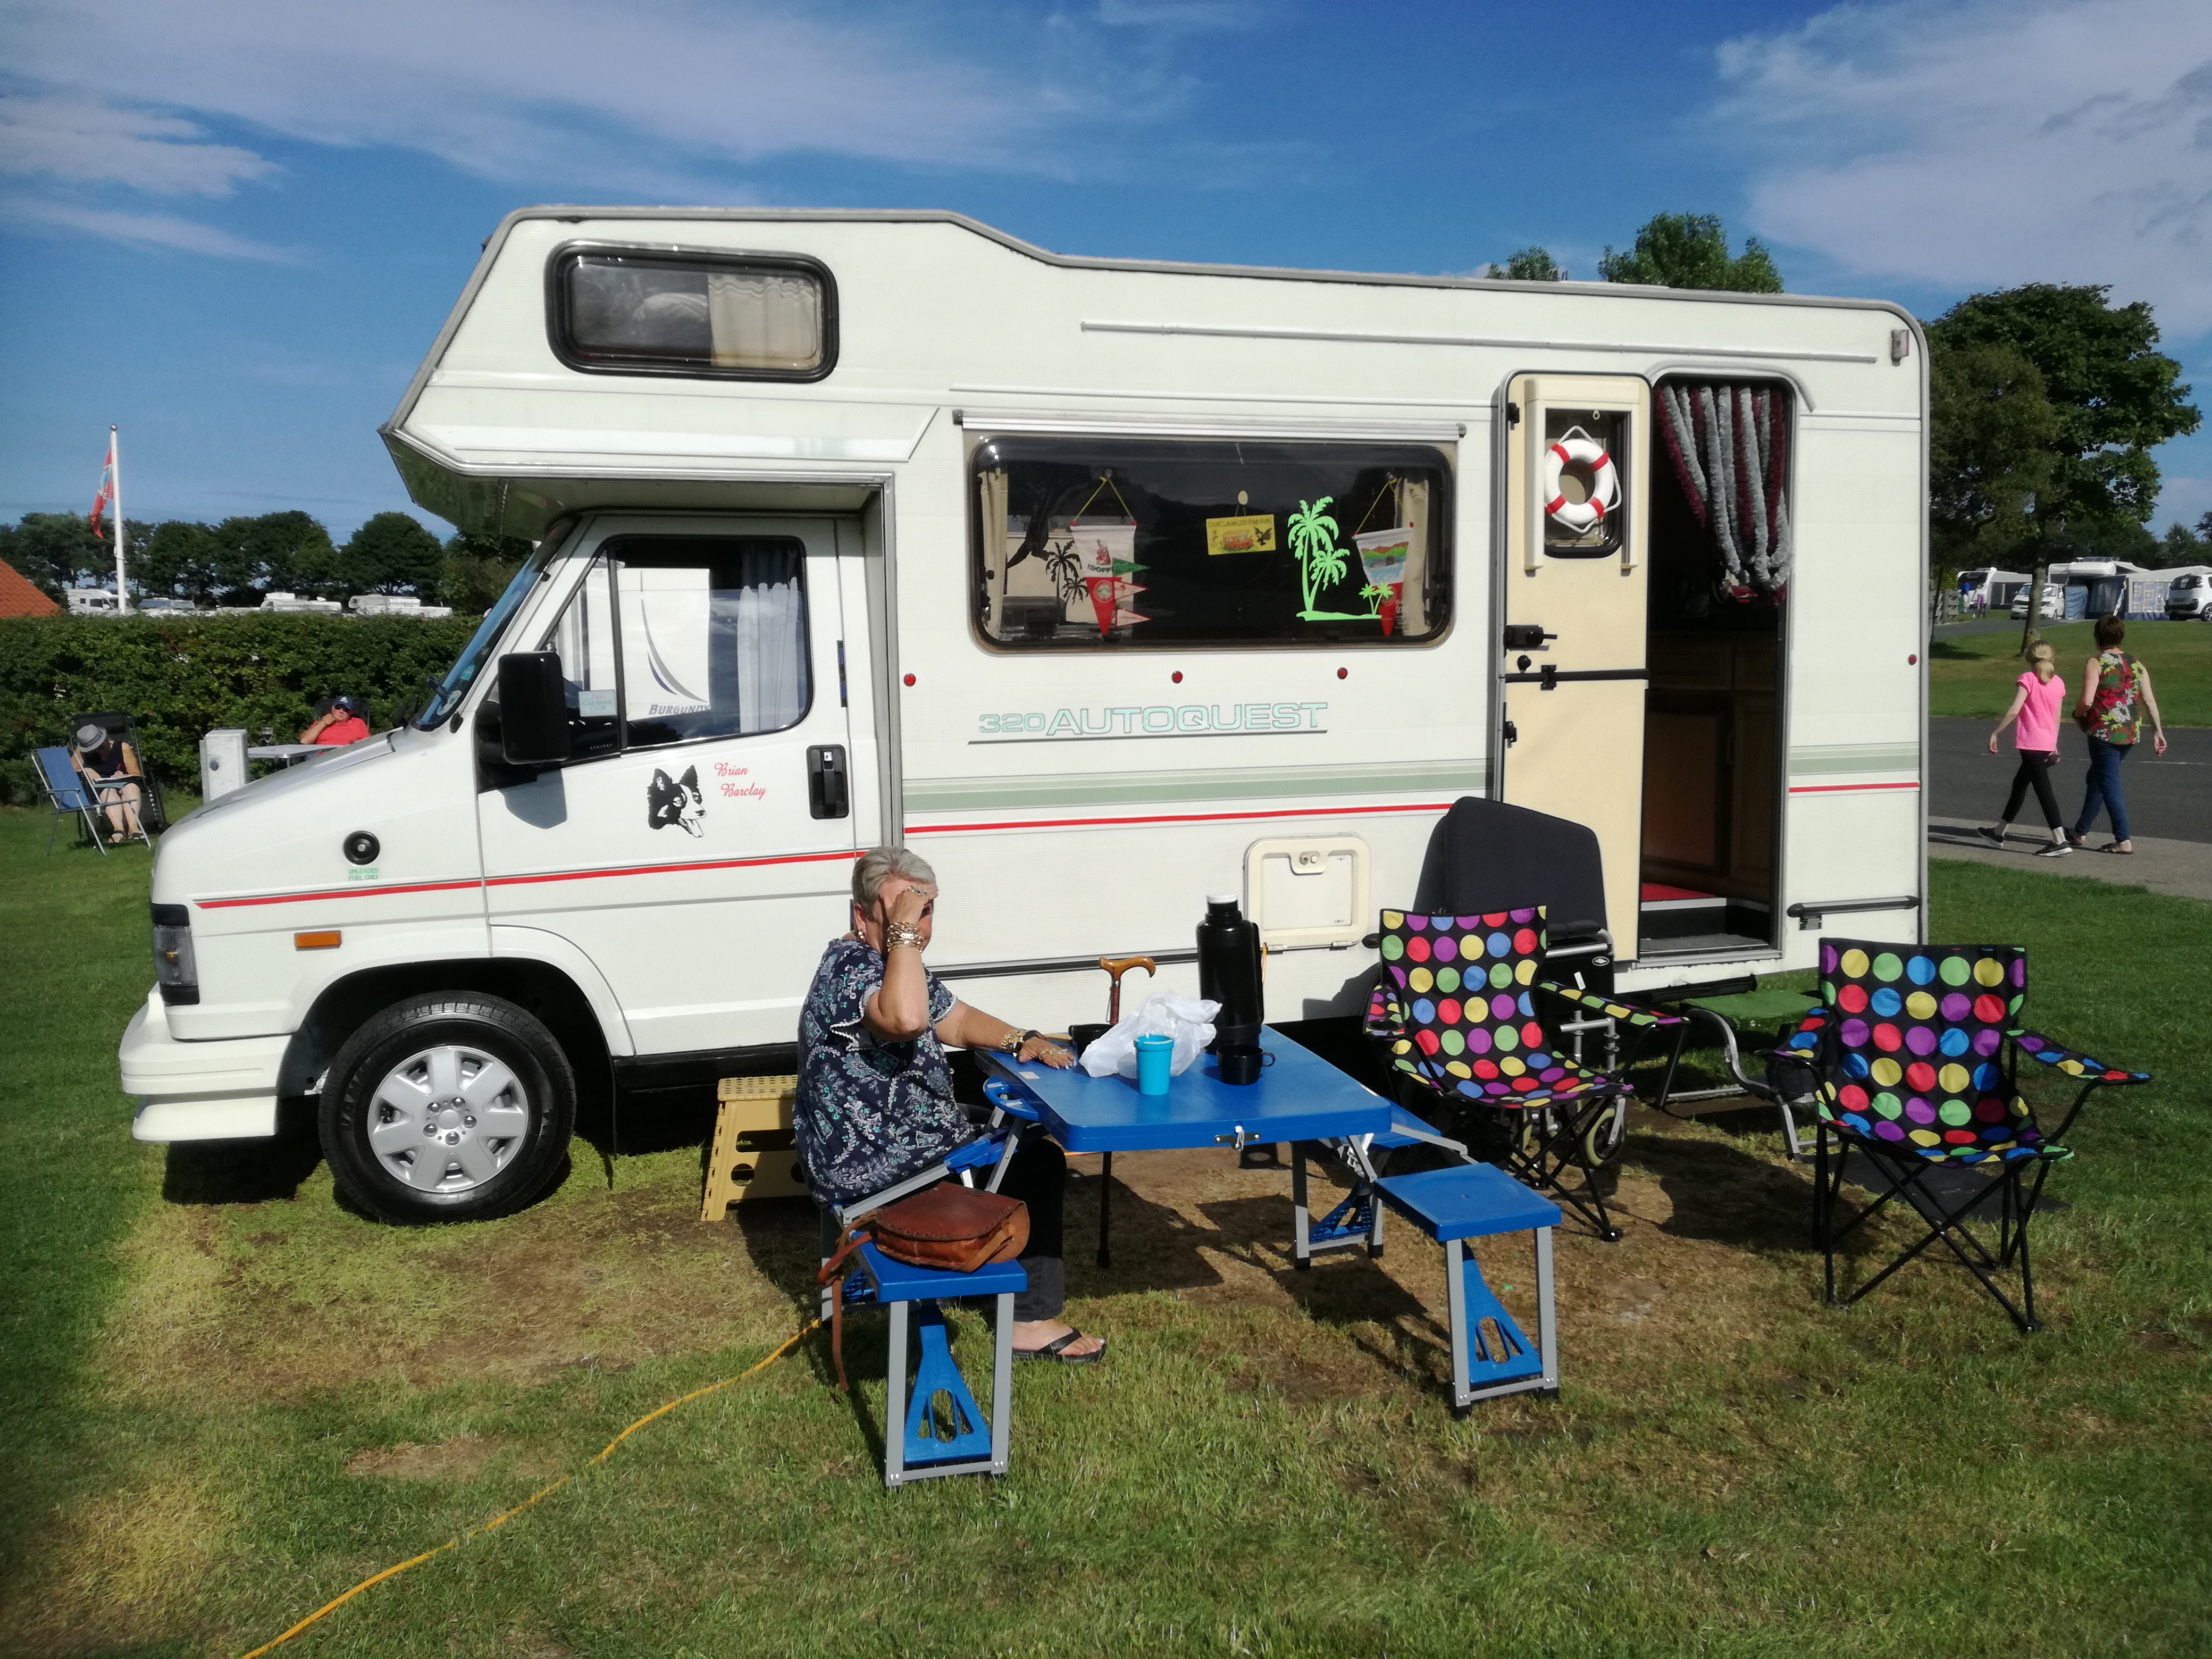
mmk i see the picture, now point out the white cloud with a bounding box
[0,95,277,194]
[5,0,1064,187]
[1716,0,2212,331]
[1,198,301,261]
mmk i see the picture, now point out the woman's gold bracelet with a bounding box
[883,921,924,952]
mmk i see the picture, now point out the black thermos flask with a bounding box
[1196,893,1263,1052]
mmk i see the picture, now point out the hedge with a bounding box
[0,614,481,806]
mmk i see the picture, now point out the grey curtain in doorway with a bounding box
[1655,382,1792,601]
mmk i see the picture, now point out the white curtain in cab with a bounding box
[732,565,806,734]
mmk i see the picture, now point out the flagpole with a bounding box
[110,426,128,615]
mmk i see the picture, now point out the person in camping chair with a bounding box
[71,723,145,843]
[794,847,1106,1366]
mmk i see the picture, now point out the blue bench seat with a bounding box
[853,1241,1025,1488]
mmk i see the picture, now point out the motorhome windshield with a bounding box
[413,549,554,728]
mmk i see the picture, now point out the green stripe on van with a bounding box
[906,758,1487,814]
[1788,743,1920,777]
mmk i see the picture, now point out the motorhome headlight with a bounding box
[150,903,199,1006]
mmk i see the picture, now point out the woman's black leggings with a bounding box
[994,1137,1068,1322]
[2000,749,2063,829]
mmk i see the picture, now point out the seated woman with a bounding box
[794,847,1105,1365]
[71,723,144,843]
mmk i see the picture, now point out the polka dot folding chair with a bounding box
[1786,939,2151,1333]
[1363,906,1683,1242]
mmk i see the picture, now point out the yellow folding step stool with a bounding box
[701,1075,811,1220]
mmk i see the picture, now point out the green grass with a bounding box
[1930,619,2212,724]
[4,808,2209,1658]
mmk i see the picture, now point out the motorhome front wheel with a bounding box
[319,993,576,1225]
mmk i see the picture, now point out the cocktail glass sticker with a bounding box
[1353,527,1411,636]
[1070,518,1144,636]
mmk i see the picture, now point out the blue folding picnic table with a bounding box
[977,1027,1396,1267]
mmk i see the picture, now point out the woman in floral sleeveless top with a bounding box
[2068,615,2168,854]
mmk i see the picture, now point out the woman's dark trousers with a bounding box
[995,1138,1069,1321]
[2074,735,2132,842]
[1999,749,2063,830]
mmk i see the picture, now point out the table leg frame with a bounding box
[1443,1228,1558,1413]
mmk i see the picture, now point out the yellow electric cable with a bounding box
[236,1321,819,1659]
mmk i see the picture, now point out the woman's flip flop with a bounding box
[1015,1329,1105,1365]
[2101,844,2135,854]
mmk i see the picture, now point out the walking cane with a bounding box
[1091,956,1155,1268]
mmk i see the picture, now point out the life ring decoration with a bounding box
[1544,426,1619,536]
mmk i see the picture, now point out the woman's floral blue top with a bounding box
[793,937,967,1207]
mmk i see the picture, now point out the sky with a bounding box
[2,0,2209,544]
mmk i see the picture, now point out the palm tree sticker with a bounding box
[1286,497,1366,622]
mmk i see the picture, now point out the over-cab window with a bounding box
[541,537,811,757]
[550,248,835,380]
[973,437,1451,649]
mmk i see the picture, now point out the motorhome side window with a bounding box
[542,538,810,752]
[551,249,833,379]
[973,437,1450,648]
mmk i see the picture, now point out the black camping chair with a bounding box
[1367,797,1676,1238]
[1413,796,1626,1101]
[68,711,169,833]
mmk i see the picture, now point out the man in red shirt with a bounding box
[301,696,370,746]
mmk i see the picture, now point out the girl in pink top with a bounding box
[1979,642,2069,856]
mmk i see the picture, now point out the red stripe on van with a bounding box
[1787,782,1921,794]
[194,848,863,910]
[198,877,483,910]
[908,801,1457,835]
[485,848,862,889]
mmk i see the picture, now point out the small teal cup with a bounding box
[1134,1033,1173,1096]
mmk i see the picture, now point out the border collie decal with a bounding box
[647,766,705,837]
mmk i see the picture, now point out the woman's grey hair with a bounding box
[853,845,937,909]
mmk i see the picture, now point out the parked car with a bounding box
[2011,584,2063,621]
[2167,572,2212,621]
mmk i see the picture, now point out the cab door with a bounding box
[1499,374,1650,950]
[478,515,861,1056]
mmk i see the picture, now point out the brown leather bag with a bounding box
[816,1183,1028,1390]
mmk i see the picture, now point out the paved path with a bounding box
[1928,718,2210,845]
[1928,816,2212,903]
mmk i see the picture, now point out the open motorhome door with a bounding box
[1498,374,1650,951]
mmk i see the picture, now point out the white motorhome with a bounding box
[120,210,1929,1223]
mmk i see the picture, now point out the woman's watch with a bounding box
[1002,1028,1037,1054]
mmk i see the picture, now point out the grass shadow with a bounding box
[158,1101,322,1205]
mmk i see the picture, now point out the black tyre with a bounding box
[1580,1100,1629,1168]
[320,993,576,1224]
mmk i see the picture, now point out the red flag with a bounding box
[89,433,116,541]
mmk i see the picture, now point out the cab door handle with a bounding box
[806,744,849,820]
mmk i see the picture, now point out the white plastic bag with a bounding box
[1079,991,1220,1081]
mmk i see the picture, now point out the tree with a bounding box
[137,520,227,607]
[1928,342,2059,579]
[1486,246,1565,281]
[2158,521,2206,562]
[1598,213,1783,292]
[2198,509,2212,542]
[440,530,533,613]
[341,512,445,596]
[207,511,340,602]
[1928,285,2199,533]
[0,512,143,598]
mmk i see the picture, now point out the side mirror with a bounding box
[495,652,572,766]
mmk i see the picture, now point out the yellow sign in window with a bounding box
[1204,514,1277,556]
